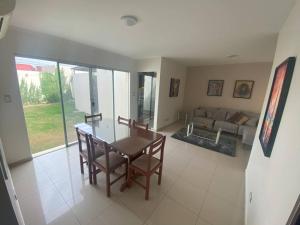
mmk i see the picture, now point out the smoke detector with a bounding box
[121,15,138,27]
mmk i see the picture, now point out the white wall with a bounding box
[246,1,300,225]
[184,63,272,113]
[114,71,130,119]
[156,58,186,129]
[73,73,91,114]
[0,27,137,164]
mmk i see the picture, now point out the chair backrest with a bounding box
[85,113,102,123]
[118,116,131,127]
[146,136,166,172]
[89,134,110,168]
[133,120,149,131]
[76,127,89,153]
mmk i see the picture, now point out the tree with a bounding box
[19,78,29,104]
[40,71,60,103]
[28,83,41,104]
[59,70,73,102]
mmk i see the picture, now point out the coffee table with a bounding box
[186,122,222,144]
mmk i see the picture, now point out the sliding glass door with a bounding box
[15,57,65,154]
[15,56,131,155]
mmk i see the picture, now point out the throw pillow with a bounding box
[235,114,249,125]
[227,112,241,123]
[195,109,206,117]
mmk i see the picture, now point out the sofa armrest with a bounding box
[242,126,256,146]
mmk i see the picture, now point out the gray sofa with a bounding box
[191,107,259,145]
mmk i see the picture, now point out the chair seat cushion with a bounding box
[82,147,103,158]
[95,152,127,170]
[131,154,160,172]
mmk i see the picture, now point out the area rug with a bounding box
[171,128,237,156]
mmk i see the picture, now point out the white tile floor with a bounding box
[11,122,250,225]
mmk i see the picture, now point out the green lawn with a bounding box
[24,101,85,154]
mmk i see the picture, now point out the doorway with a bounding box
[137,72,156,129]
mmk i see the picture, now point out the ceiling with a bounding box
[11,0,295,66]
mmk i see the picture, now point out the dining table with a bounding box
[74,118,163,189]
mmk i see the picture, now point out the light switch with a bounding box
[3,94,12,103]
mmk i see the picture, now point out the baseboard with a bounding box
[157,120,184,131]
[9,156,32,168]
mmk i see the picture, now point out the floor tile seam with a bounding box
[205,188,244,209]
[195,161,218,220]
[70,198,115,225]
[165,189,203,215]
[141,192,168,225]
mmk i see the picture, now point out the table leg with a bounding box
[120,157,132,191]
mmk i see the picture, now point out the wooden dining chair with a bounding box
[117,116,131,127]
[89,134,128,197]
[76,128,104,184]
[85,113,102,123]
[128,136,166,200]
[132,120,149,131]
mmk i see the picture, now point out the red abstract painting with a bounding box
[259,57,296,157]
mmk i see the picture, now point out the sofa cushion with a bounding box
[194,109,206,117]
[206,110,216,119]
[205,109,226,121]
[212,110,227,121]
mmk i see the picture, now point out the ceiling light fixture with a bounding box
[227,54,239,58]
[121,15,138,27]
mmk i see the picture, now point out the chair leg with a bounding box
[127,166,132,187]
[145,175,151,200]
[79,155,84,174]
[88,162,93,184]
[158,165,163,185]
[125,162,128,181]
[106,172,111,197]
[93,165,97,185]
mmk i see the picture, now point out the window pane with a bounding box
[114,71,130,119]
[59,64,90,144]
[15,56,65,154]
[92,68,114,119]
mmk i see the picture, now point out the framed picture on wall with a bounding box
[207,80,224,96]
[259,57,296,157]
[169,78,180,97]
[233,80,255,99]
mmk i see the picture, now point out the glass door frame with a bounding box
[137,72,156,128]
[15,54,131,151]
